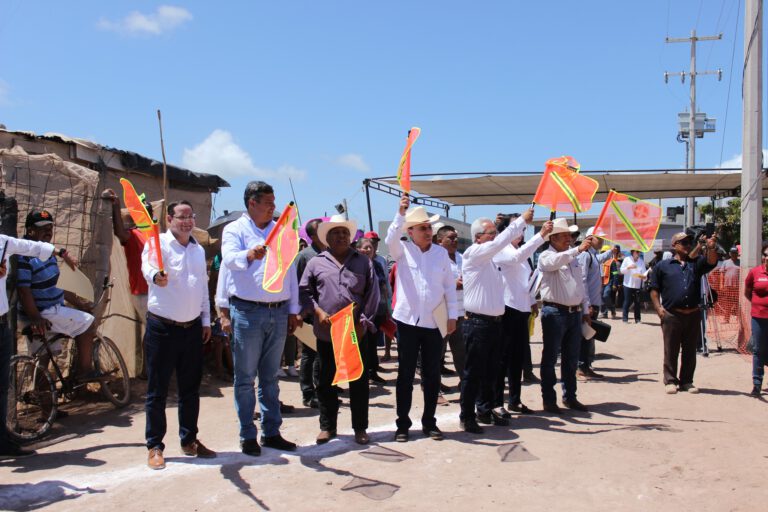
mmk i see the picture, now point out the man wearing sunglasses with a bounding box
[649,231,718,395]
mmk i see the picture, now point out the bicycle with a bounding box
[6,278,131,443]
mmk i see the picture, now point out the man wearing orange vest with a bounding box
[600,245,623,319]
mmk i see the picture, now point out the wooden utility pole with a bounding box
[665,30,722,227]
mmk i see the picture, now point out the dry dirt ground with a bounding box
[1,315,766,511]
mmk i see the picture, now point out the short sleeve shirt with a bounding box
[746,265,768,319]
[17,254,64,313]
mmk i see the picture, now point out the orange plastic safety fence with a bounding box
[706,267,751,354]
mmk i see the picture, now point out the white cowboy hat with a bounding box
[404,206,440,229]
[317,214,357,246]
[544,218,579,241]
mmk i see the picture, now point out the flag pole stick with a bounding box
[157,109,169,231]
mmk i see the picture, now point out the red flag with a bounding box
[119,178,164,273]
[396,127,421,194]
[593,190,662,252]
[330,303,364,385]
[533,156,598,213]
[263,202,300,293]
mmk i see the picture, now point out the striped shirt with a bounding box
[17,253,64,313]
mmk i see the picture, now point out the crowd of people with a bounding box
[1,179,766,469]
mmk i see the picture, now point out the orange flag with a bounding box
[593,190,662,252]
[330,303,364,385]
[119,178,164,273]
[263,202,300,293]
[396,127,421,194]
[532,156,598,213]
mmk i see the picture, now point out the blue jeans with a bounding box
[1,320,14,449]
[623,287,641,323]
[230,298,288,440]
[144,316,203,450]
[540,305,582,404]
[751,317,768,386]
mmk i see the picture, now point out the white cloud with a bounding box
[335,153,370,173]
[719,149,768,169]
[97,5,192,36]
[182,129,307,182]
[0,79,11,107]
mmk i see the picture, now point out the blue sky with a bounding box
[0,1,761,229]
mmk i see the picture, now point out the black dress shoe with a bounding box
[369,373,386,384]
[422,426,444,441]
[240,438,261,456]
[440,365,455,376]
[509,403,534,415]
[563,398,589,412]
[750,385,762,398]
[477,411,509,426]
[460,420,484,434]
[523,372,540,384]
[494,407,512,419]
[0,443,35,458]
[394,429,409,442]
[261,434,297,451]
[542,402,562,414]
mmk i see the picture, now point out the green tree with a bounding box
[699,198,768,250]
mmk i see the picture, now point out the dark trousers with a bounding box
[661,310,700,385]
[0,320,14,449]
[623,287,642,322]
[144,315,203,450]
[395,321,442,430]
[460,315,502,422]
[367,330,381,376]
[540,306,582,404]
[316,336,369,431]
[442,317,466,378]
[299,343,319,401]
[495,307,530,407]
[579,308,599,369]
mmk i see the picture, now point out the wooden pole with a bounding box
[157,109,169,229]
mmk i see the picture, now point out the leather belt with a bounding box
[671,307,700,315]
[465,312,502,323]
[147,312,200,328]
[231,296,287,309]
[543,302,582,313]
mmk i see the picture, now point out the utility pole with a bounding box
[741,0,763,270]
[665,30,722,227]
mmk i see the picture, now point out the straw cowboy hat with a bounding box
[403,206,440,229]
[544,218,579,241]
[317,214,357,246]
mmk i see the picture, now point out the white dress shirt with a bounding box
[215,263,231,311]
[620,256,647,290]
[221,213,300,314]
[462,216,526,317]
[0,235,55,315]
[385,213,458,328]
[537,246,590,311]
[449,251,465,316]
[495,233,545,313]
[142,231,211,326]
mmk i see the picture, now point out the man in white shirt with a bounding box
[386,196,458,442]
[222,181,302,456]
[0,234,58,458]
[537,218,593,413]
[494,220,553,417]
[436,225,465,381]
[620,250,646,324]
[458,209,531,433]
[142,200,215,470]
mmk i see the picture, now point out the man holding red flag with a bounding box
[222,181,302,456]
[299,215,379,445]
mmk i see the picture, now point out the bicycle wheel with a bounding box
[6,355,57,443]
[93,335,131,407]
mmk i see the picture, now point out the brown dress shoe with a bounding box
[181,439,216,458]
[354,430,370,445]
[316,430,337,444]
[148,447,165,470]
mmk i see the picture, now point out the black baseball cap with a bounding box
[25,210,54,228]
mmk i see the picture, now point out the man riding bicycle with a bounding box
[16,210,99,381]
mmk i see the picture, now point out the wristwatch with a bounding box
[57,248,68,258]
